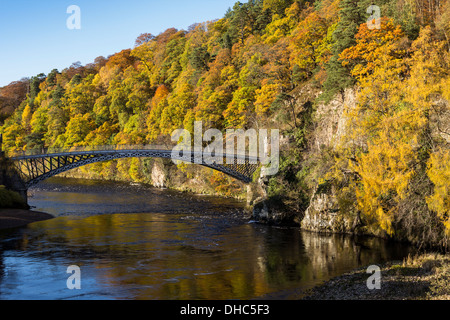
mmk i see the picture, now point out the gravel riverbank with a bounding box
[0,209,54,230]
[302,253,450,300]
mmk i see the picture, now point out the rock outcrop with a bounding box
[250,87,367,234]
[300,88,360,233]
[150,159,167,188]
[300,190,361,234]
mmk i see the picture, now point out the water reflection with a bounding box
[0,178,413,300]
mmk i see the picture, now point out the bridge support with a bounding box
[0,155,29,206]
[13,188,28,204]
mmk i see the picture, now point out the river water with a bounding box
[0,177,413,300]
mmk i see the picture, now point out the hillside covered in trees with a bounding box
[0,0,449,247]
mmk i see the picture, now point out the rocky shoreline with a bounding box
[0,208,54,230]
[301,253,450,300]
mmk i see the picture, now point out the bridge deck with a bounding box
[9,146,261,187]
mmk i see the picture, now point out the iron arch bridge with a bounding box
[9,145,260,188]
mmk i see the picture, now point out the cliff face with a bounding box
[150,159,167,188]
[300,88,361,234]
[251,87,370,234]
[310,88,356,152]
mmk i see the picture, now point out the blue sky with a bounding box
[0,0,238,87]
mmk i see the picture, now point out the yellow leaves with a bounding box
[2,122,24,152]
[85,122,117,146]
[21,104,33,131]
[222,86,255,129]
[263,14,289,44]
[335,20,447,236]
[254,81,281,116]
[63,75,97,116]
[289,11,328,77]
[63,113,95,147]
[209,170,242,197]
[220,65,239,86]
[442,76,450,103]
[157,82,196,137]
[339,17,405,81]
[405,27,449,112]
[129,158,145,182]
[262,0,302,44]
[426,148,450,234]
[376,207,395,236]
[315,22,338,68]
[352,133,415,235]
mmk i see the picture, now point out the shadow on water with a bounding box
[0,178,414,300]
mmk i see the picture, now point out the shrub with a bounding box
[0,185,27,209]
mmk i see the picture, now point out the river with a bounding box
[0,177,413,300]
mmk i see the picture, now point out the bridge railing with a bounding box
[8,144,259,161]
[8,144,176,157]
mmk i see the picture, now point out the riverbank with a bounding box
[0,209,54,230]
[302,253,450,300]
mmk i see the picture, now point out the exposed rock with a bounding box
[246,176,267,207]
[251,197,299,226]
[430,98,450,144]
[252,200,282,225]
[151,160,167,188]
[248,172,299,225]
[299,88,364,234]
[301,191,356,234]
[250,88,362,230]
[312,88,357,151]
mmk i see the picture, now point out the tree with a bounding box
[106,49,136,71]
[427,148,450,234]
[289,10,328,81]
[262,1,302,44]
[339,17,405,81]
[262,0,295,15]
[189,46,210,71]
[195,49,237,128]
[321,0,371,100]
[62,74,97,116]
[0,79,29,121]
[254,80,281,116]
[29,73,46,106]
[146,85,170,142]
[330,21,450,238]
[47,69,59,87]
[225,0,270,45]
[135,33,155,47]
[436,0,450,50]
[63,113,95,147]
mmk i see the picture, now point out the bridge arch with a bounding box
[11,147,260,188]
